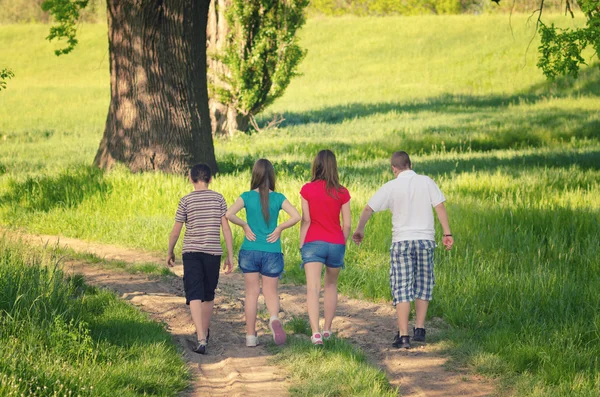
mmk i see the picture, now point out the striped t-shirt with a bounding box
[175,190,227,255]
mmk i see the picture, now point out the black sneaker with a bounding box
[413,327,426,342]
[392,333,411,349]
[193,340,207,355]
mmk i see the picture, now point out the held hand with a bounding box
[223,256,233,274]
[442,235,454,250]
[266,227,282,243]
[243,224,256,241]
[352,229,365,246]
[166,252,175,267]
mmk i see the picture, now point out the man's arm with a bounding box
[434,202,453,250]
[352,205,374,245]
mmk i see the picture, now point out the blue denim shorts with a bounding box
[300,241,346,269]
[238,249,284,278]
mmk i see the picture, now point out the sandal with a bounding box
[311,333,323,345]
[322,330,332,340]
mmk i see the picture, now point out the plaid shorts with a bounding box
[390,240,436,304]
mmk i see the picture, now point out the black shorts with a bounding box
[182,252,221,304]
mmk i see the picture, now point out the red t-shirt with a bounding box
[300,180,351,245]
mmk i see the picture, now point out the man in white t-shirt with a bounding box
[352,151,453,349]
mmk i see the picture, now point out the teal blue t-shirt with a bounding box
[240,190,286,253]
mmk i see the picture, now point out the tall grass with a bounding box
[0,237,189,396]
[269,317,397,397]
[1,14,599,396]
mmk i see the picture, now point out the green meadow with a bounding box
[0,236,188,396]
[1,14,600,396]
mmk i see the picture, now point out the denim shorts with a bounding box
[300,241,346,269]
[238,249,284,278]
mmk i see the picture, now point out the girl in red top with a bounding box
[300,150,351,345]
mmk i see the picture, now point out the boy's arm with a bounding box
[299,198,311,248]
[341,201,352,242]
[434,202,453,250]
[221,216,234,273]
[225,197,256,241]
[167,222,184,267]
[266,199,301,243]
[352,205,374,245]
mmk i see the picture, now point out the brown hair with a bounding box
[311,150,345,199]
[190,163,211,183]
[251,159,276,223]
[391,151,411,170]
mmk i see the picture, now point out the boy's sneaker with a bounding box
[193,339,207,355]
[392,333,411,349]
[246,334,259,347]
[413,327,426,342]
[269,317,287,346]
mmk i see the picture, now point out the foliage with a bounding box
[0,68,14,91]
[537,0,600,78]
[0,237,189,396]
[40,0,89,55]
[212,0,309,118]
[268,316,397,396]
[307,0,493,15]
[0,0,104,23]
[1,17,600,395]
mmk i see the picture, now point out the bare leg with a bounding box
[201,300,214,337]
[323,266,341,331]
[261,275,280,318]
[415,299,429,329]
[190,300,206,340]
[396,302,411,336]
[304,262,323,335]
[244,273,261,335]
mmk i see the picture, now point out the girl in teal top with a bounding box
[226,159,301,347]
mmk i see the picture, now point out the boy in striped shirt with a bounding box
[167,163,234,354]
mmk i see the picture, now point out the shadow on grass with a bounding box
[218,145,600,182]
[0,165,108,212]
[270,65,600,128]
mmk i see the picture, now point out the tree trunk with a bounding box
[207,0,249,136]
[94,0,217,173]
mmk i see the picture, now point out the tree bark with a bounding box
[207,0,249,136]
[95,0,217,173]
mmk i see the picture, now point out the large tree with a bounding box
[45,0,218,173]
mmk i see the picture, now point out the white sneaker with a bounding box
[246,334,258,347]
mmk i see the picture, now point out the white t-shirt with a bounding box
[367,170,445,242]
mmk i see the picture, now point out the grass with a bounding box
[267,316,397,397]
[1,13,599,396]
[55,246,174,277]
[0,236,189,396]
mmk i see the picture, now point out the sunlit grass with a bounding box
[0,237,189,396]
[1,14,599,396]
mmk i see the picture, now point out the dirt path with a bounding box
[14,231,496,397]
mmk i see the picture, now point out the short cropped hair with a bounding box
[190,163,211,183]
[391,151,411,170]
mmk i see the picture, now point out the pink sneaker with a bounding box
[269,317,286,345]
[311,333,323,345]
[322,330,332,340]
